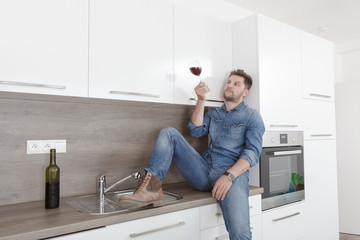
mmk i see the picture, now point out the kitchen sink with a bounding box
[66,190,182,215]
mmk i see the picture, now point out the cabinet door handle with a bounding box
[129,221,185,238]
[270,124,298,128]
[272,212,300,222]
[215,233,229,240]
[0,80,66,89]
[310,134,333,137]
[215,212,223,217]
[189,97,224,103]
[110,90,160,98]
[309,93,331,98]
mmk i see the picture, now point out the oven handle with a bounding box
[267,150,302,156]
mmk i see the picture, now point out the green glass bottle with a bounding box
[45,149,60,209]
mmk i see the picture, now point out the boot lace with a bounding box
[134,173,151,192]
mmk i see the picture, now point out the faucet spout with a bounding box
[98,172,141,200]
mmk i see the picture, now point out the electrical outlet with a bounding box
[27,141,42,154]
[27,140,66,154]
[42,142,54,153]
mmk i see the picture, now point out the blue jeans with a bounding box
[145,127,251,240]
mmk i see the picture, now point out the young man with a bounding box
[119,69,265,240]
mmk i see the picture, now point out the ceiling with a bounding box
[226,0,360,44]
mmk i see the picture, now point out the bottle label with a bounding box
[45,182,60,209]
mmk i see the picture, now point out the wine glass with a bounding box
[188,60,202,82]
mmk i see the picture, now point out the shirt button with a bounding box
[224,124,227,127]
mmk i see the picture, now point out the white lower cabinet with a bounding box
[200,194,262,240]
[106,208,199,240]
[262,202,306,240]
[303,140,339,240]
[48,227,107,240]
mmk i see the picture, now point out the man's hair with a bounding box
[229,69,253,90]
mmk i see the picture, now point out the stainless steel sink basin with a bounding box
[66,190,182,215]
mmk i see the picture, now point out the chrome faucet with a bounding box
[98,171,141,202]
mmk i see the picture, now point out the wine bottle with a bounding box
[45,149,60,209]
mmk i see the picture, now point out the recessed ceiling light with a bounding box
[316,26,328,32]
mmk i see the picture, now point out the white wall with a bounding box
[335,38,360,83]
[335,38,360,235]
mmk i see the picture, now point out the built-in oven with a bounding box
[250,131,304,211]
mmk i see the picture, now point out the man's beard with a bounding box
[223,89,245,102]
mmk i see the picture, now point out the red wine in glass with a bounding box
[190,67,202,76]
[188,60,202,81]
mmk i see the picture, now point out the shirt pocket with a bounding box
[209,116,222,137]
[229,122,244,140]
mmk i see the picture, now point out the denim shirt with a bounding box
[188,102,265,169]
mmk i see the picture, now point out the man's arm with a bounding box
[191,81,209,126]
[212,158,250,200]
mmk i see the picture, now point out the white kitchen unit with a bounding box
[106,208,199,240]
[49,227,107,240]
[301,99,336,140]
[173,3,232,107]
[301,31,335,102]
[89,0,174,103]
[232,14,303,131]
[262,202,307,240]
[199,194,262,240]
[0,0,88,97]
[303,140,339,240]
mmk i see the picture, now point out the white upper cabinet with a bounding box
[0,0,88,97]
[301,32,335,102]
[233,14,302,131]
[173,3,232,107]
[258,15,302,131]
[89,0,174,103]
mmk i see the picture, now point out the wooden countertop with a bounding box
[0,182,263,240]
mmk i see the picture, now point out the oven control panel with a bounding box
[262,131,303,147]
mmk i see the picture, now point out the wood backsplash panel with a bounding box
[0,95,208,205]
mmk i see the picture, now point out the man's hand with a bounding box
[194,81,210,101]
[212,175,232,201]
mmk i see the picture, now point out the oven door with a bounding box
[260,146,304,210]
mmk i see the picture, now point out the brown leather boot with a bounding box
[118,172,164,208]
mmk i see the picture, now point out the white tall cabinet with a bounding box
[89,0,174,103]
[0,0,88,97]
[233,13,339,240]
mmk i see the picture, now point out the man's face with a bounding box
[223,75,250,102]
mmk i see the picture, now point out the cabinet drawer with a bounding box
[200,215,262,240]
[262,202,306,240]
[249,194,262,216]
[200,224,228,240]
[250,215,262,240]
[106,208,199,240]
[200,195,262,230]
[200,203,225,230]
